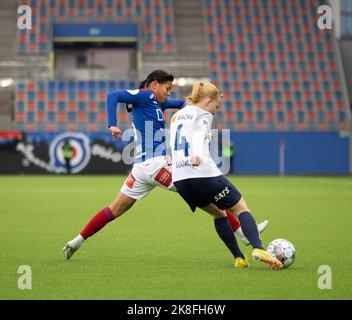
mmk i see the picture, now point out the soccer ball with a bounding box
[266,239,296,268]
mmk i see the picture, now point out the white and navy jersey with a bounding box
[170,104,222,182]
[107,89,185,163]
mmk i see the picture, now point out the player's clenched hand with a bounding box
[109,126,122,139]
[190,155,202,166]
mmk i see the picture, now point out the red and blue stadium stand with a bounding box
[17,0,175,54]
[202,0,349,132]
[15,80,138,132]
[15,79,180,132]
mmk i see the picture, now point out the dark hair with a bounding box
[139,70,174,89]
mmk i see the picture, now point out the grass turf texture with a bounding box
[0,175,351,300]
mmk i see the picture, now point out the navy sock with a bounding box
[214,217,245,259]
[238,211,264,249]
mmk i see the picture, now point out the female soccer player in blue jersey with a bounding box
[170,81,282,270]
[63,70,267,260]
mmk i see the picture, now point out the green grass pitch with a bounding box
[0,175,351,300]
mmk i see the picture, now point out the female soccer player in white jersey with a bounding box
[170,82,283,270]
[63,71,267,260]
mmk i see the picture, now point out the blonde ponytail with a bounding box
[186,81,221,104]
[186,81,204,104]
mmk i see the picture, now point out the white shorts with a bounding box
[120,156,177,200]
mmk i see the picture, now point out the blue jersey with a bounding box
[107,89,185,163]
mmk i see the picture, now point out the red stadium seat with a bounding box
[337,101,345,111]
[297,123,308,131]
[266,111,274,122]
[78,92,86,101]
[312,81,320,90]
[47,123,57,132]
[68,102,76,111]
[88,102,97,111]
[225,112,233,122]
[78,112,87,121]
[118,112,128,123]
[317,123,328,130]
[275,102,283,111]
[27,102,35,111]
[26,123,37,132]
[37,92,45,101]
[67,123,77,131]
[27,82,35,91]
[58,112,66,122]
[307,112,315,123]
[255,123,266,131]
[324,91,332,100]
[295,102,304,110]
[304,91,312,100]
[17,92,25,102]
[235,123,247,131]
[275,123,287,131]
[88,124,98,131]
[234,102,242,111]
[287,111,294,123]
[48,102,56,111]
[255,102,262,110]
[58,92,66,101]
[16,113,25,122]
[246,112,253,123]
[98,112,106,122]
[328,111,336,122]
[316,101,323,111]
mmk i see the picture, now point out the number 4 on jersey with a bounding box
[174,124,189,157]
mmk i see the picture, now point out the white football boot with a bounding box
[235,220,269,246]
[63,234,84,260]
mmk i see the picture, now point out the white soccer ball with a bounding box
[266,239,296,268]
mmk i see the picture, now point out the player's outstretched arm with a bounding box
[106,90,147,127]
[161,98,186,110]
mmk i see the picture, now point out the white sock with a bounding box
[234,226,245,238]
[71,234,84,248]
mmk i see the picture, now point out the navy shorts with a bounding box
[174,175,242,212]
